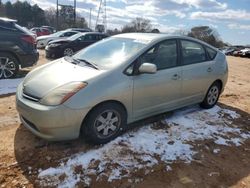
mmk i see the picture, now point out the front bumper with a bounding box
[45,46,62,59]
[16,83,90,141]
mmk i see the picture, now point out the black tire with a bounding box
[0,52,19,79]
[83,103,127,144]
[200,82,221,109]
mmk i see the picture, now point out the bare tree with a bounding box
[122,17,152,33]
[188,26,224,48]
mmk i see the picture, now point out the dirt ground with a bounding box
[0,51,250,188]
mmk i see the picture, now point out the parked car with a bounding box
[233,50,242,57]
[66,28,92,32]
[16,33,228,144]
[41,26,56,34]
[30,27,50,36]
[221,47,237,56]
[240,48,250,58]
[45,32,108,58]
[36,30,79,49]
[0,17,39,79]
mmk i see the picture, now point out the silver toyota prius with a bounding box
[16,33,228,144]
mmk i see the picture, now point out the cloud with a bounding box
[190,9,250,21]
[228,23,250,30]
[169,0,227,9]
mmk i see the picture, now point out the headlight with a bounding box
[40,82,87,106]
[49,43,61,47]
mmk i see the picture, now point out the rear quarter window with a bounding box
[206,47,217,60]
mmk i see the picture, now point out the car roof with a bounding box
[0,17,17,23]
[113,33,218,51]
[74,32,106,36]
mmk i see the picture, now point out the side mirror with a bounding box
[139,63,157,74]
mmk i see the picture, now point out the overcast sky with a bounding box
[3,0,250,45]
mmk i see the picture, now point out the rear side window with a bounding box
[206,47,217,60]
[181,40,206,65]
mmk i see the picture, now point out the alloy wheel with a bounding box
[94,110,121,139]
[63,48,74,56]
[207,86,219,105]
[0,57,17,79]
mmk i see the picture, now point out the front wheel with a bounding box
[200,82,221,109]
[0,53,19,79]
[63,48,74,57]
[83,103,127,144]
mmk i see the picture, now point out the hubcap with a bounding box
[94,110,121,138]
[64,48,74,56]
[0,57,16,78]
[207,86,219,105]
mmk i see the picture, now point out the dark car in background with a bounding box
[0,17,39,79]
[45,32,108,58]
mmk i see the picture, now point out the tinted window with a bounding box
[181,40,206,65]
[85,35,94,41]
[206,47,217,60]
[141,40,177,70]
[62,32,77,37]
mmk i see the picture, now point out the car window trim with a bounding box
[179,39,209,66]
[123,38,181,76]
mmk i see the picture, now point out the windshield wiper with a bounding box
[76,58,99,70]
[65,56,98,70]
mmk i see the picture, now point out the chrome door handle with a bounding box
[172,74,180,80]
[207,67,212,72]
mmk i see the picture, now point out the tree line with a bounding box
[0,0,87,29]
[0,0,224,47]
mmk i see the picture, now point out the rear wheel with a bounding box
[0,53,19,79]
[63,48,74,56]
[83,103,126,144]
[200,82,221,109]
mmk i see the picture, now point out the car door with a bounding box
[180,39,217,104]
[132,39,182,118]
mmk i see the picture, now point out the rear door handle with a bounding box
[207,67,212,72]
[172,74,180,80]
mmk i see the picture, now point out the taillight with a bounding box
[21,35,36,45]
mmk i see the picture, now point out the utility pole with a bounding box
[74,0,76,26]
[89,8,92,30]
[56,0,58,30]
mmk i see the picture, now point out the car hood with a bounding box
[22,58,105,99]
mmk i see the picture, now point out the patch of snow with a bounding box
[213,149,220,154]
[38,105,250,187]
[0,78,23,95]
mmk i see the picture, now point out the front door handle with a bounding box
[172,74,180,80]
[207,67,212,72]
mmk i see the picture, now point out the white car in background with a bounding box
[36,30,79,48]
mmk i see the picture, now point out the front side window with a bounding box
[181,40,206,65]
[140,40,177,70]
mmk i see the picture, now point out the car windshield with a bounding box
[68,33,83,41]
[73,37,149,70]
[51,31,63,37]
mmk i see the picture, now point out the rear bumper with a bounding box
[19,50,39,68]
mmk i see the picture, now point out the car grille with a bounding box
[22,92,40,102]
